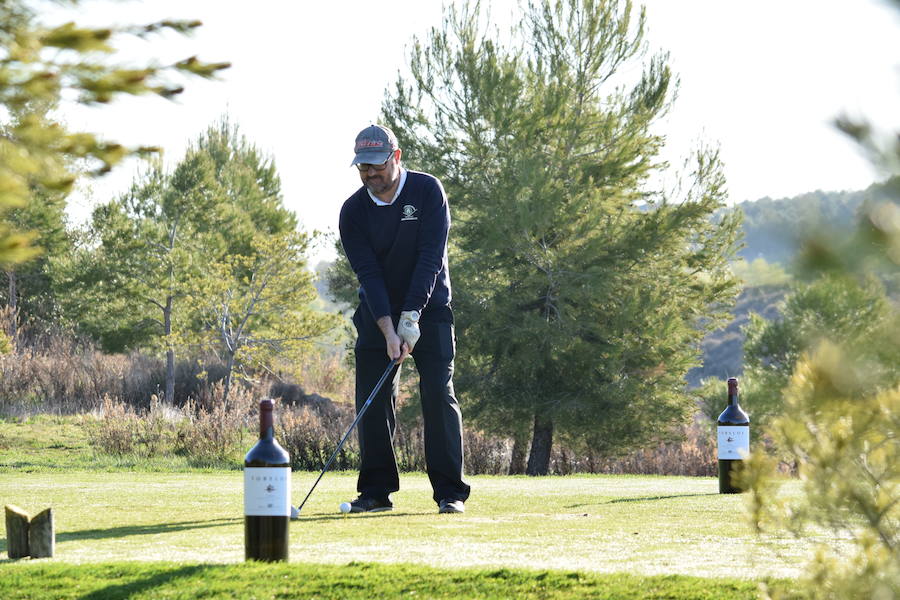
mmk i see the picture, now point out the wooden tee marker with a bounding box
[5,505,54,559]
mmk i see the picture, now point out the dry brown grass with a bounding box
[287,351,354,402]
[87,394,187,456]
[83,394,720,475]
[177,385,254,463]
[3,320,719,476]
[279,404,357,471]
[87,395,144,455]
[589,422,716,477]
[546,421,716,476]
[87,387,253,463]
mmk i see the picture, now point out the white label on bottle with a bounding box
[244,467,291,516]
[718,426,750,460]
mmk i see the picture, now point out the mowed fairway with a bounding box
[1,471,806,579]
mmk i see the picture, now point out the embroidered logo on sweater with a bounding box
[401,205,418,221]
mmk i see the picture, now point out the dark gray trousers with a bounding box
[352,305,470,504]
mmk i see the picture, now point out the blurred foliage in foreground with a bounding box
[0,0,228,267]
[742,4,900,591]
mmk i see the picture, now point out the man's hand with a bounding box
[397,310,421,352]
[376,316,411,363]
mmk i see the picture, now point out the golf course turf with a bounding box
[1,470,804,599]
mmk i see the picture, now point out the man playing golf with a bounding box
[339,124,470,514]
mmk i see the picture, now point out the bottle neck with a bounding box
[259,410,274,440]
[727,378,739,407]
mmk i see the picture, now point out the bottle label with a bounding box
[244,467,291,516]
[718,426,750,459]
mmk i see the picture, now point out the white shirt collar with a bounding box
[368,168,407,206]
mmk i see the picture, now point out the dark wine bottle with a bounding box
[244,398,290,561]
[717,377,750,494]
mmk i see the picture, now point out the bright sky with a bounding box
[51,0,900,264]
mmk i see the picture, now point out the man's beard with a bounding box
[365,172,397,196]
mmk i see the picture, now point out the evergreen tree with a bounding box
[698,273,896,429]
[2,105,71,349]
[378,0,741,473]
[324,239,361,308]
[190,116,298,249]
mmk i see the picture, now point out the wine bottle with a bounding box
[244,398,291,561]
[717,377,750,494]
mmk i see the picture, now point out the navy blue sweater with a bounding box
[339,170,452,321]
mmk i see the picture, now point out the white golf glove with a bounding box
[397,310,421,351]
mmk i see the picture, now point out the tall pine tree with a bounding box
[380,0,741,473]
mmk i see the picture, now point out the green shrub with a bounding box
[0,330,11,355]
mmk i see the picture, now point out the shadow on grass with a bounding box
[0,512,415,552]
[80,565,215,600]
[0,517,242,555]
[60,518,243,542]
[0,461,79,471]
[295,511,418,523]
[566,493,718,508]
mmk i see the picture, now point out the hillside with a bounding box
[692,176,896,387]
[733,177,896,265]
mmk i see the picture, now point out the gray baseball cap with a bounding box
[351,124,398,166]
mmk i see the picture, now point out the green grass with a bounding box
[0,562,788,600]
[0,417,805,598]
[0,414,96,471]
[1,473,805,585]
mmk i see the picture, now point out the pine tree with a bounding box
[742,2,900,596]
[381,0,741,473]
[2,104,71,349]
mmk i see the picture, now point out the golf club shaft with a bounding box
[296,358,397,513]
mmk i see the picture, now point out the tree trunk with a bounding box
[222,352,235,408]
[526,411,553,476]
[508,429,529,475]
[165,348,175,404]
[6,270,17,352]
[164,296,175,404]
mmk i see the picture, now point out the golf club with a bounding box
[294,358,397,515]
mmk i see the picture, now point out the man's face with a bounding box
[358,149,400,195]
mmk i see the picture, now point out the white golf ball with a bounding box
[339,502,351,514]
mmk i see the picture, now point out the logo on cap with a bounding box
[355,139,388,151]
